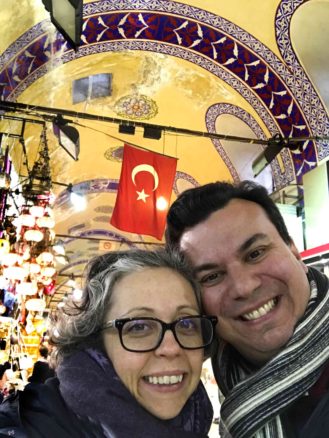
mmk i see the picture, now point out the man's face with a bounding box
[179,199,310,365]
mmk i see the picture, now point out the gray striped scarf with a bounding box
[213,268,329,438]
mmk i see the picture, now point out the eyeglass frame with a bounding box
[102,315,218,353]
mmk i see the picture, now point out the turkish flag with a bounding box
[111,144,177,240]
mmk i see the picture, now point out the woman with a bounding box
[0,249,217,437]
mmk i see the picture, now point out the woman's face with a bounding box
[103,267,203,420]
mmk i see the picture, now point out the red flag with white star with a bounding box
[110,144,177,240]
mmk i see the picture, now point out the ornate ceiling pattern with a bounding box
[1,0,328,185]
[0,0,328,307]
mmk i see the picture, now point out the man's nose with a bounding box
[154,329,181,356]
[228,264,261,300]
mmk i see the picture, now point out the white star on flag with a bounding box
[136,189,150,202]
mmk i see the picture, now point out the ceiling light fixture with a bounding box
[143,126,162,140]
[41,0,83,50]
[66,274,76,288]
[53,116,80,161]
[72,287,83,301]
[53,240,66,256]
[119,124,136,135]
[67,183,86,211]
[252,134,302,177]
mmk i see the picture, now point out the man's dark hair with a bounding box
[39,345,49,359]
[165,180,292,248]
[0,361,10,379]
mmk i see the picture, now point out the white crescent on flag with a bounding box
[131,164,159,191]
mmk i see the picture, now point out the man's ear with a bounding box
[289,240,308,273]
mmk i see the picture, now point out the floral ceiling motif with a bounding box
[104,146,124,162]
[114,94,158,120]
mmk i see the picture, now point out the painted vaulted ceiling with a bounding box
[0,0,328,307]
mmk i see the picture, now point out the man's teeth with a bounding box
[242,298,276,321]
[145,375,183,385]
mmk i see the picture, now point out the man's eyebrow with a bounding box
[191,233,268,276]
[239,233,268,253]
[193,262,219,276]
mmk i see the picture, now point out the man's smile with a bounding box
[240,297,278,321]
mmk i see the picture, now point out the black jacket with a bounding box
[0,347,212,438]
[284,361,329,438]
[27,360,55,384]
[0,378,105,437]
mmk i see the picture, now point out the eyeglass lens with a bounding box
[120,317,213,351]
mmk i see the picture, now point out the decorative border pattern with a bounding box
[207,103,267,140]
[205,103,295,188]
[93,215,112,223]
[54,179,118,208]
[173,171,200,195]
[275,0,329,161]
[1,0,326,187]
[62,228,136,246]
[58,229,138,275]
[54,175,199,207]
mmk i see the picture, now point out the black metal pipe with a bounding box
[0,100,269,145]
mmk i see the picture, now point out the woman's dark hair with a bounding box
[50,248,202,366]
[165,180,292,248]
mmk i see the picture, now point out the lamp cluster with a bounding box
[0,121,75,375]
[0,194,58,321]
[0,126,60,332]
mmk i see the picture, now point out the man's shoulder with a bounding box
[300,384,329,438]
[309,360,329,398]
[283,361,329,437]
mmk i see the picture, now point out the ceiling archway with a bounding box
[0,0,328,307]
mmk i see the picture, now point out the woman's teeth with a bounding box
[242,298,276,321]
[144,375,183,385]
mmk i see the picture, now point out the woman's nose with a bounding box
[154,329,181,356]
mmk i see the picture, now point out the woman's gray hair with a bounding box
[50,248,202,366]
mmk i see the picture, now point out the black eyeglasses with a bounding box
[103,315,218,352]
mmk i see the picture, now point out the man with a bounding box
[166,180,329,438]
[28,345,55,384]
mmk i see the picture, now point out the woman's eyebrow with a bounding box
[119,307,154,317]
